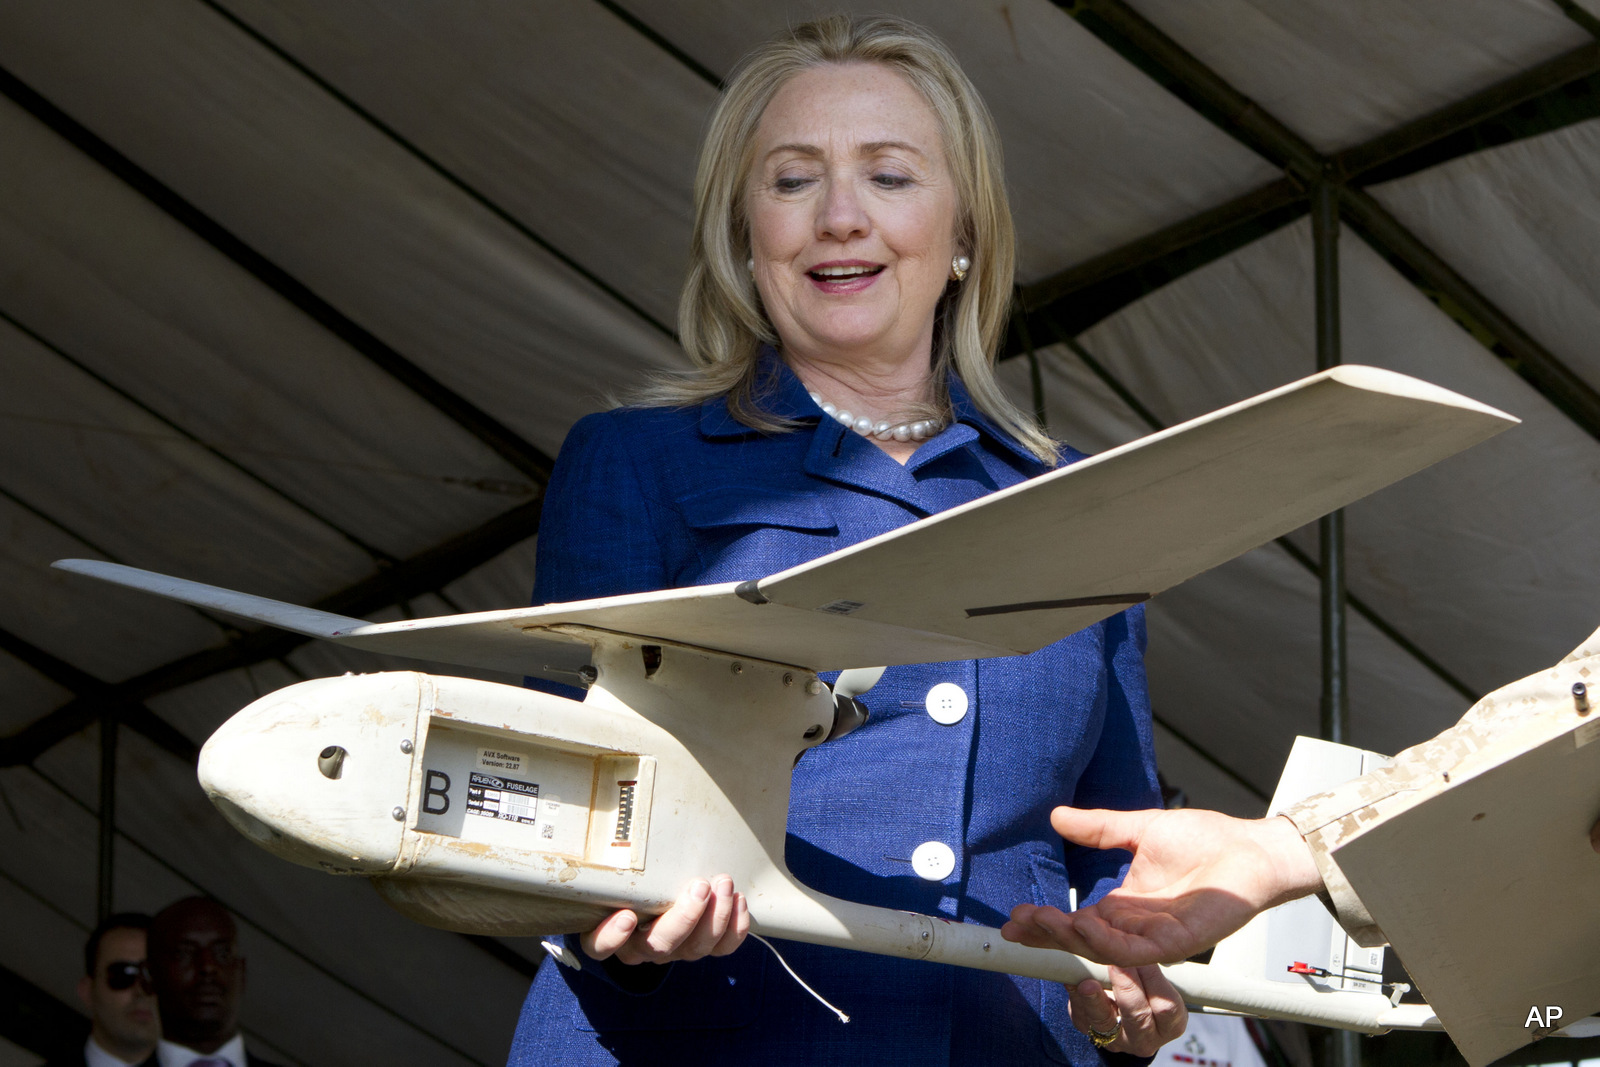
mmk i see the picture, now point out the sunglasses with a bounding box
[104,960,151,991]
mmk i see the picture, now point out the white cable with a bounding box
[750,933,850,1024]
[539,939,583,971]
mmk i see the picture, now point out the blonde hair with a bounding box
[637,13,1055,464]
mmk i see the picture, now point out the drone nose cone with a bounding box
[198,672,425,874]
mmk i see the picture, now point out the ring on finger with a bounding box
[1087,1019,1121,1049]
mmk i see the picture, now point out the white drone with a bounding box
[56,367,1597,1066]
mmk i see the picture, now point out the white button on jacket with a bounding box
[911,840,956,881]
[925,682,969,725]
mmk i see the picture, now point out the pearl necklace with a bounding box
[808,390,946,442]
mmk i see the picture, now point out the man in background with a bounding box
[47,912,160,1067]
[147,897,279,1067]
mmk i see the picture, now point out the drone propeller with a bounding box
[833,666,885,699]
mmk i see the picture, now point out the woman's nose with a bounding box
[816,177,870,241]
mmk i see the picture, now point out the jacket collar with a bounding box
[697,348,817,438]
[946,372,1051,473]
[700,347,1049,473]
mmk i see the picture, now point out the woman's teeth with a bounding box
[809,265,884,279]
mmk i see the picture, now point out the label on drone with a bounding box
[466,771,540,826]
[477,747,525,774]
[816,599,865,616]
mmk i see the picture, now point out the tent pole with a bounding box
[1314,180,1359,1067]
[1313,179,1348,747]
[97,714,117,921]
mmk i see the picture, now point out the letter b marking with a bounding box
[423,769,451,815]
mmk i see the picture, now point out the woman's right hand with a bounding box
[580,874,749,965]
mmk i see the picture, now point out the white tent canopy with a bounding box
[2,1,1599,1062]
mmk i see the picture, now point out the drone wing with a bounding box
[49,558,596,680]
[56,365,1515,680]
[746,364,1513,654]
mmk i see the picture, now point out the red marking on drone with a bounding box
[1288,962,1333,978]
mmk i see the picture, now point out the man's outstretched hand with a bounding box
[1002,807,1323,967]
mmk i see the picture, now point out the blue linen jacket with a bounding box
[508,356,1160,1066]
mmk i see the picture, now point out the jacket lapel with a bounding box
[801,418,941,516]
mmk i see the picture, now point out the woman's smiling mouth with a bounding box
[806,261,885,291]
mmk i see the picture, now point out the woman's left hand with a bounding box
[1066,964,1188,1057]
[581,874,749,965]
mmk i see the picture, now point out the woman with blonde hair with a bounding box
[511,14,1184,1064]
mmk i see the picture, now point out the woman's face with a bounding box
[746,62,960,369]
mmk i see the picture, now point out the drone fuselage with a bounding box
[199,630,1432,1033]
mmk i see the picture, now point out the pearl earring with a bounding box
[950,255,971,282]
[748,257,755,275]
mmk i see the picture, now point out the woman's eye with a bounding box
[872,173,912,189]
[775,176,813,192]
